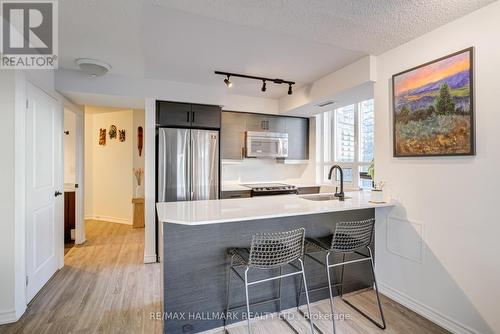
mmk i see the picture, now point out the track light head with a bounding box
[224,75,232,88]
[261,80,266,92]
[288,84,293,95]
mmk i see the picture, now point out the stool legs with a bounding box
[338,247,387,330]
[368,246,387,329]
[244,267,252,334]
[325,252,337,334]
[298,258,315,334]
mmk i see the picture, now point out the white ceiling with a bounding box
[59,0,495,98]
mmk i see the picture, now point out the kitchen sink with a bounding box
[299,194,351,201]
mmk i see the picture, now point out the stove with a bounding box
[242,183,298,197]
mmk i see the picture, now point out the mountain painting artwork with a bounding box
[392,48,475,157]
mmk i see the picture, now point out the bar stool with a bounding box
[302,218,386,334]
[225,227,315,334]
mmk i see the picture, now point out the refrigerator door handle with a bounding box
[190,132,194,200]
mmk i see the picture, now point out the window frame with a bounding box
[316,99,374,190]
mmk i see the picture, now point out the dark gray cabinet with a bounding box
[221,112,246,159]
[157,101,191,127]
[220,111,309,160]
[285,117,309,160]
[191,104,221,129]
[220,190,251,199]
[245,113,285,132]
[157,101,221,129]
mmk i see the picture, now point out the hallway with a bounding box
[0,221,162,334]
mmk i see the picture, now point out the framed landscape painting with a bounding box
[392,47,475,157]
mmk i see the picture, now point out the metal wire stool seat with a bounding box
[301,218,387,334]
[225,228,315,334]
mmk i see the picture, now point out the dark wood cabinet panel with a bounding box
[157,101,221,129]
[285,117,309,160]
[221,112,246,159]
[157,101,191,127]
[64,191,75,242]
[191,104,221,129]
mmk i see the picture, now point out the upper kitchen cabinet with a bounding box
[157,101,192,127]
[221,111,246,159]
[245,113,285,133]
[191,104,221,129]
[220,111,309,160]
[285,117,309,160]
[157,101,221,129]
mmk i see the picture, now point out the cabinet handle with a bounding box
[192,111,195,123]
[186,111,190,122]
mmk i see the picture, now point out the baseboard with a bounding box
[378,282,481,334]
[86,215,131,225]
[0,309,17,325]
[144,254,157,263]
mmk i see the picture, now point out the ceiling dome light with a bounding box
[75,58,111,77]
[288,84,293,95]
[224,75,233,88]
[261,80,266,92]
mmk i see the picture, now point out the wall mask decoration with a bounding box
[109,125,117,139]
[119,129,126,142]
[392,47,474,157]
[99,128,106,145]
[137,126,143,156]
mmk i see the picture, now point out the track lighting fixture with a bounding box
[215,71,295,95]
[223,75,233,88]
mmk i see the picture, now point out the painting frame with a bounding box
[392,47,475,157]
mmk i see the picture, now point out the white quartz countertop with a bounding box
[156,191,394,225]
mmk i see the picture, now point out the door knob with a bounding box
[54,191,62,197]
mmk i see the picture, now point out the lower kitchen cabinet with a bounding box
[220,190,251,199]
[297,186,320,195]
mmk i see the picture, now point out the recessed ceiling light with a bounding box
[75,58,111,77]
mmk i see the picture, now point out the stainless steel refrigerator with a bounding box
[157,128,219,202]
[157,128,219,262]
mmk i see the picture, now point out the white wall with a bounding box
[84,108,145,225]
[0,71,17,323]
[374,2,500,333]
[64,110,76,185]
[279,56,376,115]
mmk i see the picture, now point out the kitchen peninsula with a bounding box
[156,192,394,334]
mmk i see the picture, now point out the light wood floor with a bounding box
[0,220,162,334]
[0,220,448,334]
[218,290,449,334]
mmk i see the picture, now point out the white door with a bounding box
[25,83,63,302]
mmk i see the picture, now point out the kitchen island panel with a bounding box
[163,209,375,334]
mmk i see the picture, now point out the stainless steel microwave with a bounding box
[245,131,288,158]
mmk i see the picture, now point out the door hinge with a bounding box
[26,275,29,286]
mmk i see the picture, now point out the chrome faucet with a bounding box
[328,165,345,201]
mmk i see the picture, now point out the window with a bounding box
[316,99,374,190]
